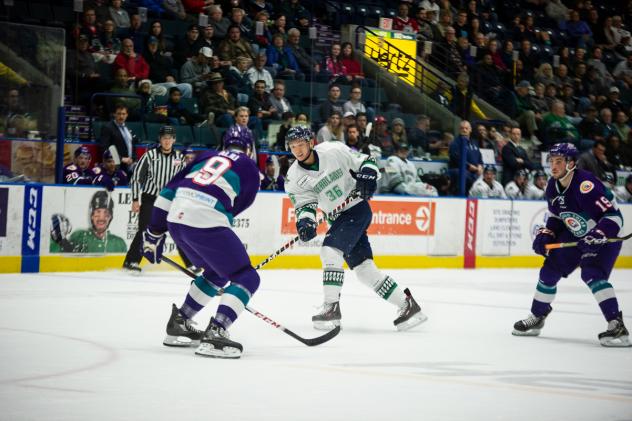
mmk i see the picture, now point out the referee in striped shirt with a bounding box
[123,126,193,273]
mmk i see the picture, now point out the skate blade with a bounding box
[313,320,341,331]
[600,335,632,347]
[163,335,200,347]
[125,269,142,276]
[396,313,428,331]
[195,342,242,359]
[512,328,541,336]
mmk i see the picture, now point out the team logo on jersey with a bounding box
[560,211,589,236]
[580,180,594,194]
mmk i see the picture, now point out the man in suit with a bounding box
[501,126,536,186]
[99,104,136,175]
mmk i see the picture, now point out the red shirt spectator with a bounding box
[114,38,150,81]
[393,3,419,33]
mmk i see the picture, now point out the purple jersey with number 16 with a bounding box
[148,149,260,233]
[545,168,623,239]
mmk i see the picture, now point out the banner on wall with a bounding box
[364,30,417,86]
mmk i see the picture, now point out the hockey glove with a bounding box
[142,229,166,263]
[51,214,72,244]
[578,228,608,254]
[349,167,378,200]
[532,227,556,257]
[297,218,317,242]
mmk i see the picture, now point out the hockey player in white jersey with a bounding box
[284,126,427,331]
[614,174,632,203]
[469,165,507,198]
[383,142,438,197]
[525,169,547,200]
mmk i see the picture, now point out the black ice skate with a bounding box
[312,301,341,331]
[599,312,632,347]
[163,304,204,347]
[394,289,428,331]
[123,261,142,275]
[195,318,243,359]
[512,307,552,336]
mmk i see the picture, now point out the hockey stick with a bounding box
[253,191,360,270]
[545,232,632,250]
[161,256,341,347]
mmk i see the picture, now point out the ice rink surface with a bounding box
[0,267,631,421]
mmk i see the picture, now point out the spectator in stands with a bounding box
[281,0,309,27]
[220,25,256,64]
[209,5,231,39]
[119,14,144,53]
[249,0,274,17]
[542,100,586,149]
[322,42,347,84]
[163,0,187,20]
[605,134,628,170]
[173,25,201,70]
[391,118,408,151]
[195,24,219,53]
[99,104,136,174]
[114,38,150,85]
[578,105,603,141]
[487,39,508,73]
[87,0,110,27]
[416,7,441,41]
[67,35,106,106]
[270,14,288,39]
[408,114,431,154]
[342,111,356,131]
[166,87,206,126]
[584,65,609,103]
[394,2,419,33]
[469,165,506,198]
[225,56,253,100]
[199,72,239,127]
[501,126,536,186]
[436,9,453,37]
[518,40,539,82]
[576,140,616,184]
[369,115,394,157]
[246,52,274,92]
[614,110,630,141]
[511,80,540,147]
[342,85,367,116]
[452,10,470,39]
[435,26,465,78]
[449,120,482,194]
[615,174,632,203]
[180,46,213,93]
[252,11,273,52]
[108,0,130,29]
[566,9,593,48]
[136,80,166,123]
[602,87,625,115]
[345,124,363,152]
[340,42,369,85]
[135,0,165,15]
[269,80,293,116]
[143,37,193,98]
[554,64,573,87]
[355,112,370,145]
[275,111,295,151]
[74,8,98,44]
[534,63,555,87]
[316,111,344,143]
[318,84,344,124]
[545,0,569,28]
[144,21,170,54]
[531,82,549,114]
[450,72,474,120]
[597,108,617,140]
[92,19,121,64]
[588,47,614,84]
[286,28,320,78]
[544,83,558,111]
[475,52,504,106]
[233,105,262,144]
[266,33,302,80]
[109,68,141,114]
[183,0,214,15]
[500,40,515,69]
[260,157,285,191]
[248,79,277,122]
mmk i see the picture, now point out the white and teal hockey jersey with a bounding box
[615,185,632,203]
[505,181,545,200]
[383,155,438,197]
[285,142,378,221]
[469,177,507,199]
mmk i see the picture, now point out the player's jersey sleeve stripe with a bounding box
[296,202,318,221]
[159,187,176,200]
[154,195,172,212]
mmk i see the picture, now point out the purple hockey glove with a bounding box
[578,228,608,254]
[142,229,166,263]
[532,227,556,256]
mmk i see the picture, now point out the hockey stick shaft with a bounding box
[161,256,341,346]
[253,192,360,270]
[545,232,632,250]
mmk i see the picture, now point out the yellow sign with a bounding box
[364,34,417,86]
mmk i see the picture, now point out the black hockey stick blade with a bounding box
[161,256,340,347]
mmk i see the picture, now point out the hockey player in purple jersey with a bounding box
[513,143,630,347]
[63,146,95,185]
[92,150,129,190]
[141,126,261,358]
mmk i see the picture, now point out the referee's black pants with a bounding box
[124,193,193,267]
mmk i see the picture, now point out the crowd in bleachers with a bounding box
[2,0,632,203]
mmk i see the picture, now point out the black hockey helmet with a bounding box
[159,125,176,138]
[90,191,114,217]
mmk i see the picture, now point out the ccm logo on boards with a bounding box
[281,199,435,236]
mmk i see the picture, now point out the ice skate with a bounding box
[512,307,552,336]
[312,301,341,331]
[195,318,243,359]
[123,261,141,275]
[163,304,204,347]
[394,289,427,331]
[599,312,632,347]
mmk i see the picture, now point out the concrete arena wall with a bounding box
[0,183,631,273]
